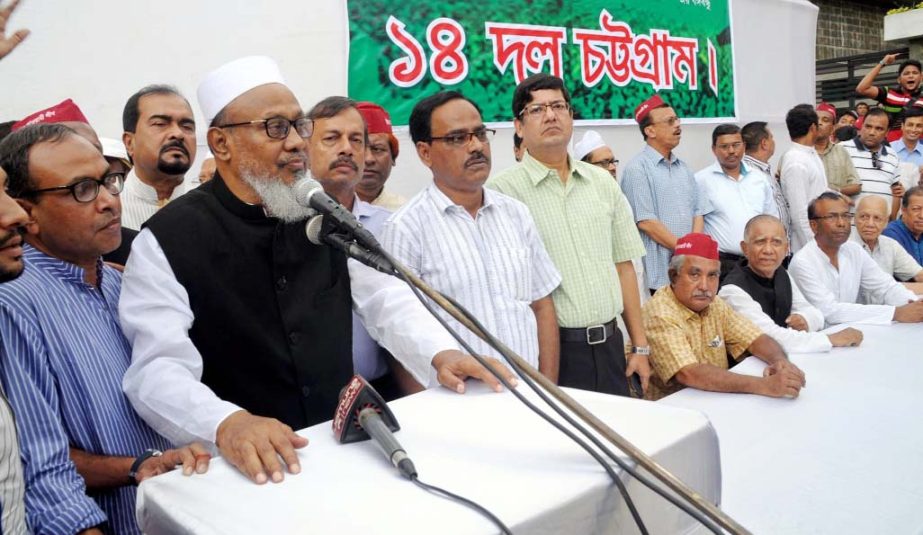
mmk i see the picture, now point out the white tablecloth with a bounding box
[661,323,923,535]
[137,386,720,534]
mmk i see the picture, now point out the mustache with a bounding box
[0,227,23,247]
[160,140,189,156]
[328,156,358,171]
[693,291,713,299]
[465,152,489,167]
[280,151,308,167]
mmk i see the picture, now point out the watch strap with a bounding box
[129,448,163,485]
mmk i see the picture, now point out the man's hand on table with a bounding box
[761,360,806,398]
[828,327,863,347]
[432,350,518,393]
[135,442,212,483]
[784,314,809,332]
[216,410,309,485]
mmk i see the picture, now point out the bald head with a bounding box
[743,214,786,242]
[857,195,889,217]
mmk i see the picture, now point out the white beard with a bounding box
[240,169,315,223]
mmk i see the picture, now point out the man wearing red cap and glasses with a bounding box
[642,233,805,401]
[814,102,860,199]
[355,101,407,211]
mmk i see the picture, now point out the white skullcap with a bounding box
[573,130,607,162]
[197,56,287,125]
[100,137,130,167]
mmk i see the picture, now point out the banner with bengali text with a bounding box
[347,0,736,126]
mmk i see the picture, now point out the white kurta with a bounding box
[789,239,916,326]
[718,272,832,353]
[119,229,460,446]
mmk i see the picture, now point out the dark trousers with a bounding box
[558,327,629,396]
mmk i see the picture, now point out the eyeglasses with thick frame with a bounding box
[519,101,571,119]
[23,172,125,203]
[217,116,314,140]
[810,212,854,223]
[428,128,496,147]
[590,158,619,168]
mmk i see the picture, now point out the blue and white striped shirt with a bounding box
[381,184,561,369]
[0,246,170,535]
[621,145,704,290]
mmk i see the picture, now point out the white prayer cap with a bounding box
[573,130,607,162]
[100,137,131,168]
[197,56,287,125]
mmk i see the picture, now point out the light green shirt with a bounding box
[488,152,646,328]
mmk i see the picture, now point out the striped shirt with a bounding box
[0,246,171,535]
[619,145,703,290]
[120,169,187,230]
[381,184,561,368]
[744,155,791,237]
[890,138,923,167]
[489,152,645,328]
[840,138,899,208]
[0,391,26,535]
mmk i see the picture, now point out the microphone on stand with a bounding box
[305,215,395,274]
[294,177,381,250]
[332,375,417,479]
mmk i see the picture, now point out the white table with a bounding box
[137,386,720,534]
[661,322,923,535]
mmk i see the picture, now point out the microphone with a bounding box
[305,215,395,274]
[294,177,381,250]
[333,375,417,479]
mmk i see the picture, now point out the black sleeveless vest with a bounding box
[721,260,793,328]
[144,174,353,430]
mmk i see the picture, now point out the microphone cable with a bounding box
[374,248,651,535]
[410,475,512,535]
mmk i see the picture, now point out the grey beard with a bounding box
[240,169,315,223]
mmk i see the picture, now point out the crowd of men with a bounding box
[1,2,923,531]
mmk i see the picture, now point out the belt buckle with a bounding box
[586,324,607,345]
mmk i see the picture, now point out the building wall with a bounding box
[814,0,889,60]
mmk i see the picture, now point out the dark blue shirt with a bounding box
[883,218,923,266]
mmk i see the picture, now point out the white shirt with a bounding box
[779,143,830,253]
[850,231,923,304]
[119,229,460,446]
[695,161,778,255]
[381,184,561,369]
[789,239,916,326]
[350,197,392,380]
[120,169,187,230]
[718,272,832,353]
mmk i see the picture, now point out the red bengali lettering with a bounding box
[386,15,427,88]
[485,22,567,84]
[426,17,469,85]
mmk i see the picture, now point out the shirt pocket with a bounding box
[493,246,533,302]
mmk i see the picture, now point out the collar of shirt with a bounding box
[703,160,751,180]
[891,138,922,156]
[850,229,878,253]
[789,142,818,157]
[743,155,771,175]
[22,244,105,287]
[520,150,587,187]
[352,194,378,220]
[424,182,496,217]
[852,136,890,157]
[125,168,185,203]
[641,144,681,166]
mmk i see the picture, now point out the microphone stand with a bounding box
[322,226,750,535]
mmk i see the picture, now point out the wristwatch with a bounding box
[630,345,651,356]
[129,448,163,485]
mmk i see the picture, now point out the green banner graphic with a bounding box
[347,0,735,125]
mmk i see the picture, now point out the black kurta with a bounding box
[145,174,353,431]
[721,260,793,328]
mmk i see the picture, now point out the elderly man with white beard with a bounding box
[119,56,515,487]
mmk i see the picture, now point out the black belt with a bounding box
[560,320,617,345]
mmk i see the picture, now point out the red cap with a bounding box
[673,233,719,261]
[634,94,666,123]
[816,102,837,118]
[356,101,399,159]
[12,99,89,132]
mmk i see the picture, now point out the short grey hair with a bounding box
[667,255,687,284]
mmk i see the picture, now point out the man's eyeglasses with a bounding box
[811,212,854,222]
[590,158,619,168]
[429,128,496,147]
[217,116,314,140]
[24,173,125,203]
[519,101,571,119]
